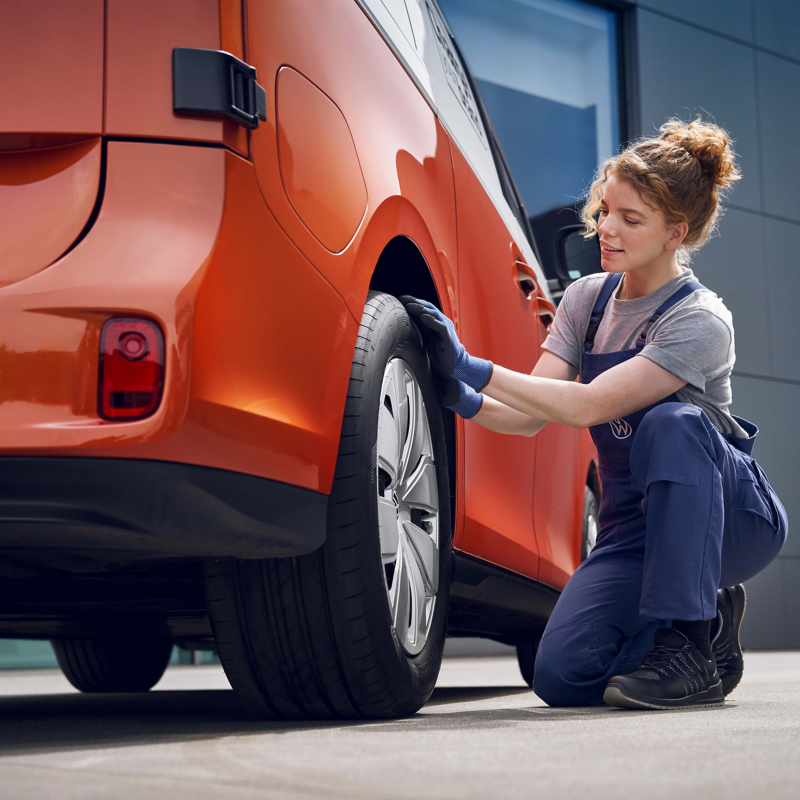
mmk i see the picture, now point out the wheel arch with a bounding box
[369,235,442,309]
[368,235,457,541]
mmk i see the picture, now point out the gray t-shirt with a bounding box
[541,268,747,437]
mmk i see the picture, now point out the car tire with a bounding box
[516,628,543,687]
[51,637,173,693]
[203,291,452,720]
[581,485,600,562]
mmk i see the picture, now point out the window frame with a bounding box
[577,0,639,146]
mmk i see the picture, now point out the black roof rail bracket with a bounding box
[172,47,267,129]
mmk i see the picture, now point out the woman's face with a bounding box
[596,174,685,274]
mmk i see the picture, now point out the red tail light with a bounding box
[99,318,164,421]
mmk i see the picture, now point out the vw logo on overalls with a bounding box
[609,418,633,439]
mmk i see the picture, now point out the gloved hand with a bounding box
[432,371,483,419]
[399,296,493,391]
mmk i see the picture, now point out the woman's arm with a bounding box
[483,352,687,429]
[399,294,686,431]
[470,351,579,436]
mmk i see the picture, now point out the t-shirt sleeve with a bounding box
[636,308,732,393]
[541,280,584,369]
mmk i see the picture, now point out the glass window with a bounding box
[437,0,620,218]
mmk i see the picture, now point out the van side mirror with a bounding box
[555,226,602,284]
[527,207,603,305]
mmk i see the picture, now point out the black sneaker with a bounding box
[603,628,724,710]
[712,584,747,697]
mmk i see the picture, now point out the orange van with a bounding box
[0,0,597,717]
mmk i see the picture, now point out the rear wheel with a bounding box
[203,292,452,719]
[52,637,172,693]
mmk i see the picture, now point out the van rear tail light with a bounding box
[99,318,164,421]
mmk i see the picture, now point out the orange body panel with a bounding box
[105,0,248,156]
[246,0,458,319]
[0,139,101,288]
[450,145,542,581]
[220,0,246,61]
[534,318,599,588]
[276,67,368,253]
[0,0,104,137]
[0,141,224,445]
[0,142,357,495]
[534,420,582,588]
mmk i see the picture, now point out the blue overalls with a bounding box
[533,271,788,707]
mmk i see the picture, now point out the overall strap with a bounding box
[584,272,623,353]
[634,280,705,349]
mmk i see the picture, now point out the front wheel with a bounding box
[516,629,544,687]
[204,292,452,719]
[581,486,600,562]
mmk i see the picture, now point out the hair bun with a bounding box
[658,115,741,189]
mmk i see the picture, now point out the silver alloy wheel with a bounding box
[586,508,598,554]
[376,357,440,656]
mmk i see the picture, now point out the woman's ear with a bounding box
[664,220,689,251]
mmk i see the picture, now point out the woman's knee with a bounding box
[630,403,707,489]
[637,402,701,443]
[533,625,603,707]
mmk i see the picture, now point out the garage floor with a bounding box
[0,651,798,799]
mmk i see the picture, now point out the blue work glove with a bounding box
[431,371,483,419]
[399,296,494,391]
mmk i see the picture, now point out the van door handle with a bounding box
[513,259,537,299]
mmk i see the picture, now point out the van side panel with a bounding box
[449,143,541,581]
[246,0,458,319]
[0,0,104,136]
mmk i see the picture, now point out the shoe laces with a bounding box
[637,643,688,677]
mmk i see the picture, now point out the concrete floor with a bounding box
[0,652,798,800]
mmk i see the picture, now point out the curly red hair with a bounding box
[580,115,742,263]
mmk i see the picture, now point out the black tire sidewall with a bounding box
[335,292,451,706]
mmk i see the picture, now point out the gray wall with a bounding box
[633,0,799,648]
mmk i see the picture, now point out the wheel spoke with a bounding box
[403,537,428,649]
[377,400,400,485]
[378,496,399,562]
[391,540,412,647]
[587,515,598,553]
[398,375,420,488]
[400,456,438,514]
[403,519,438,594]
[391,359,410,481]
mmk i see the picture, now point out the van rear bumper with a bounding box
[0,457,327,564]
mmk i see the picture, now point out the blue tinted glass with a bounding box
[439,0,619,217]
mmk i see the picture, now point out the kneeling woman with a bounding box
[402,117,788,710]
